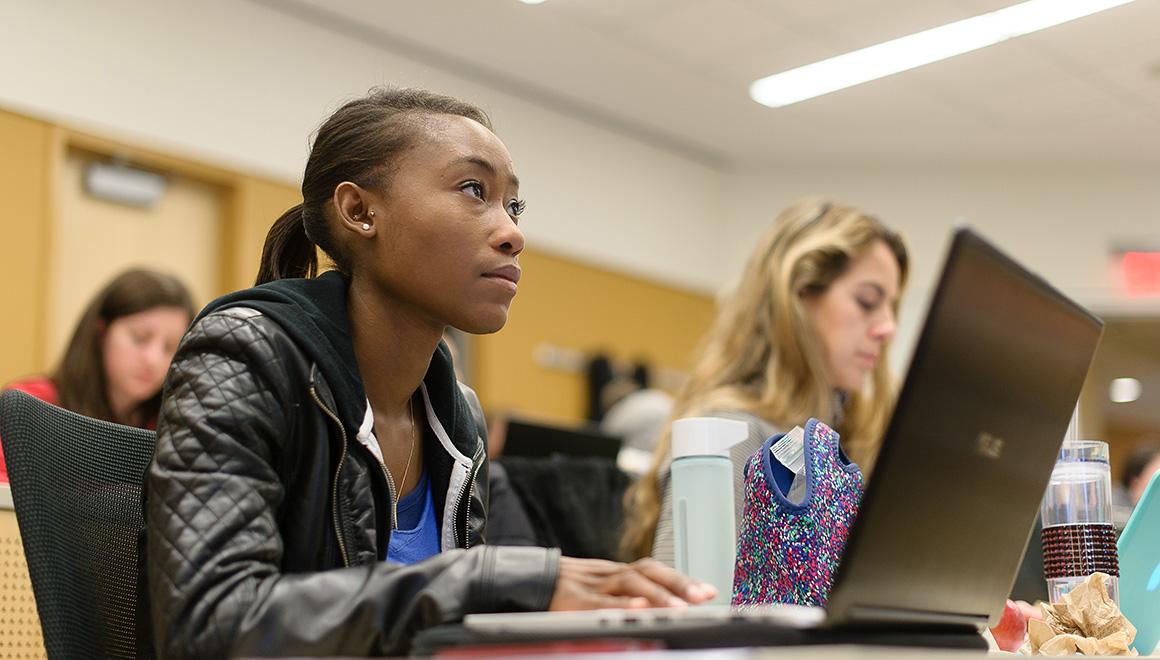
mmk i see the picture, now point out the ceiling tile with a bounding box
[1084,57,1160,118]
[1016,1,1160,115]
[548,0,684,23]
[741,0,903,27]
[786,74,972,127]
[972,76,1160,158]
[980,74,1109,118]
[711,27,836,85]
[950,0,1028,12]
[1021,0,1160,55]
[824,0,982,51]
[626,0,792,67]
[903,38,1082,124]
[751,0,978,54]
[273,0,1160,163]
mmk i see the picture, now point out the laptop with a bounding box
[499,416,622,461]
[1118,470,1160,655]
[462,227,1104,644]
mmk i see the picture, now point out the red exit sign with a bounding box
[1119,251,1160,296]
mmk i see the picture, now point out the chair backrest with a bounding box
[0,390,156,660]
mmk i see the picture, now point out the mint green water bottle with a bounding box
[671,417,747,606]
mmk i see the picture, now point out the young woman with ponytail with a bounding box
[143,87,713,659]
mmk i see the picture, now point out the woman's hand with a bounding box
[989,599,1041,652]
[548,556,717,610]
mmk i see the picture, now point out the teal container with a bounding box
[671,417,748,606]
[1118,470,1160,656]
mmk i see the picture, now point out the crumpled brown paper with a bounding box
[1025,572,1137,656]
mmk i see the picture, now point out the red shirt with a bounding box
[1,378,158,483]
[1,378,60,483]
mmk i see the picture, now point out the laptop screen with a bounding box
[500,417,623,461]
[826,228,1103,628]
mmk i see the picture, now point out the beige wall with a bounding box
[225,178,301,292]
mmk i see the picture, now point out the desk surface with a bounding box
[512,647,1120,658]
[395,646,1001,659]
[749,649,981,658]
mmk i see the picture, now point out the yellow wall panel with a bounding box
[0,111,52,385]
[224,177,300,293]
[473,250,716,422]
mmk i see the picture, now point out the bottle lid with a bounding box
[671,417,748,459]
[1057,439,1110,464]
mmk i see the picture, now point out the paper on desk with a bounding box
[1025,572,1137,656]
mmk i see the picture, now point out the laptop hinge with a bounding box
[840,605,986,630]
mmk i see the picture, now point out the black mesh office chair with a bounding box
[0,389,155,660]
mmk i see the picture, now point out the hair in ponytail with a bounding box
[255,205,318,285]
[254,87,493,284]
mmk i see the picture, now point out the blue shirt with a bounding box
[386,469,440,565]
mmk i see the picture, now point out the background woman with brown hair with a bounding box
[1,268,193,482]
[621,199,909,564]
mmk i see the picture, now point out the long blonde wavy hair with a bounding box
[620,198,909,561]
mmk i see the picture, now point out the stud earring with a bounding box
[361,223,370,231]
[368,210,375,217]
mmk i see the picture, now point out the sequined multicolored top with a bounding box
[732,418,863,606]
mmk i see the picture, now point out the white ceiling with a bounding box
[264,0,1160,165]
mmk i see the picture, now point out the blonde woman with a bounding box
[621,199,909,564]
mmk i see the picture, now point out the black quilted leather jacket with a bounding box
[145,302,559,658]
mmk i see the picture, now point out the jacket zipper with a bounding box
[456,451,484,549]
[309,384,351,568]
[381,460,399,531]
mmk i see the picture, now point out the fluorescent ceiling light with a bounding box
[750,0,1139,108]
[1109,377,1142,404]
[518,0,548,4]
